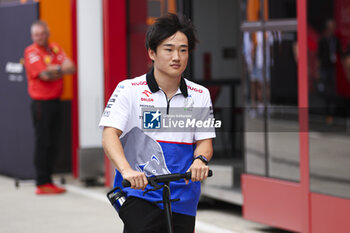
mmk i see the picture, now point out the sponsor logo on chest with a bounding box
[141,90,154,102]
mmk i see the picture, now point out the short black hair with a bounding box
[145,13,198,53]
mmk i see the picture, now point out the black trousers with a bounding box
[31,99,61,186]
[120,197,195,233]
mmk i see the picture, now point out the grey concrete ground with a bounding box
[0,175,291,233]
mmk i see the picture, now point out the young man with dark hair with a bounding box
[99,13,215,233]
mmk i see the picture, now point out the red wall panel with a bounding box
[71,0,79,178]
[242,174,303,232]
[311,193,350,233]
[128,0,149,78]
[102,0,127,186]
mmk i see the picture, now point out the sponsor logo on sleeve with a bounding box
[103,110,110,117]
[28,52,40,64]
[187,85,203,93]
[131,81,147,86]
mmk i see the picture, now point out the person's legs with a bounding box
[172,212,195,233]
[47,100,61,178]
[120,197,195,233]
[120,197,164,233]
[32,100,65,194]
[31,100,52,185]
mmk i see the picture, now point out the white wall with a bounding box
[193,0,241,108]
[77,0,104,148]
[193,0,240,80]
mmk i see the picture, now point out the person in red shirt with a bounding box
[24,20,75,195]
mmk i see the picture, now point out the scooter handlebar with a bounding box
[122,170,213,188]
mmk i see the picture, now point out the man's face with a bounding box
[149,31,189,79]
[31,25,49,47]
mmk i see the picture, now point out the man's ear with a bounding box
[148,48,156,61]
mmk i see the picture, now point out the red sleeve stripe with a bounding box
[157,140,194,145]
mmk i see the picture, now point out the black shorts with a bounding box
[119,196,195,233]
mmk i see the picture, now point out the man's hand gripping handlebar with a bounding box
[122,170,213,188]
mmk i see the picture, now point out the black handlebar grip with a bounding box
[184,172,192,180]
[185,169,213,179]
[122,179,131,188]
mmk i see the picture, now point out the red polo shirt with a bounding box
[24,42,67,100]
